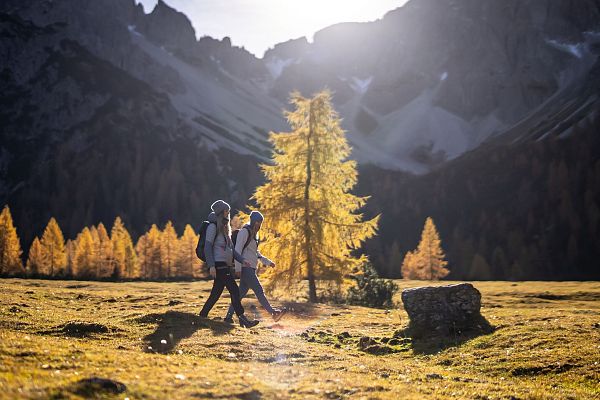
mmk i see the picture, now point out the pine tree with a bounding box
[160,221,178,278]
[248,90,379,301]
[73,227,94,278]
[388,240,402,278]
[40,217,67,276]
[177,224,201,278]
[401,217,449,280]
[110,217,137,279]
[26,237,44,276]
[0,205,24,276]
[469,253,492,280]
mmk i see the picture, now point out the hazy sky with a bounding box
[137,0,407,58]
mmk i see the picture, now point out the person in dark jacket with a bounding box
[199,200,259,328]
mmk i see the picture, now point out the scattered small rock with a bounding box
[57,322,111,337]
[388,338,409,346]
[337,331,351,340]
[426,373,443,380]
[168,300,183,306]
[72,377,126,395]
[16,351,36,357]
[358,336,400,355]
[9,306,22,313]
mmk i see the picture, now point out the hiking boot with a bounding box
[239,314,259,328]
[223,316,234,324]
[272,307,287,322]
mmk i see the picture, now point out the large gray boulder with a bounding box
[401,283,491,337]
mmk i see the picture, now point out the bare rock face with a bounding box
[401,283,491,337]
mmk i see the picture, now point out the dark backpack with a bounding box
[196,221,215,262]
[231,226,254,252]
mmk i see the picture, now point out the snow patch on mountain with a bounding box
[350,76,373,94]
[127,25,143,37]
[265,57,296,79]
[546,39,585,59]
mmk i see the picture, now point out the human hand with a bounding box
[209,267,216,278]
[235,271,241,278]
[243,260,251,268]
[270,261,276,268]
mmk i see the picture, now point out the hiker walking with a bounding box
[198,200,259,328]
[224,211,286,323]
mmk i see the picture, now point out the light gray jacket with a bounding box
[234,224,274,272]
[204,212,245,271]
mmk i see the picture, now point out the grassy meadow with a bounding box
[0,278,598,399]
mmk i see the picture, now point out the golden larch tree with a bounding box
[401,217,449,280]
[135,233,150,279]
[110,217,137,279]
[177,224,201,278]
[40,217,67,276]
[400,250,420,279]
[160,221,178,278]
[26,237,44,276]
[94,223,113,278]
[73,227,95,278]
[136,224,161,279]
[65,239,75,276]
[248,90,379,302]
[0,205,24,275]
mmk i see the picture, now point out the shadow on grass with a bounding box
[396,316,495,355]
[139,311,234,354]
[277,301,325,319]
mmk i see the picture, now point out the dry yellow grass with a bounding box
[0,279,598,399]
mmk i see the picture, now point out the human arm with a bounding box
[257,250,275,267]
[204,223,217,276]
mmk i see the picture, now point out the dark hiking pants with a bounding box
[199,262,244,318]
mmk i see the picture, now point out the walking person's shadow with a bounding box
[141,311,234,354]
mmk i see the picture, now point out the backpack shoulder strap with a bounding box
[242,226,253,251]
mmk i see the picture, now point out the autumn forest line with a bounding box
[0,205,204,280]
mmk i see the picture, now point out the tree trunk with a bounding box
[305,99,317,302]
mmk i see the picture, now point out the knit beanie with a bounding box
[211,200,231,215]
[249,210,264,225]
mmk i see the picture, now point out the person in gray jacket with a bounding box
[199,200,259,328]
[224,211,286,323]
